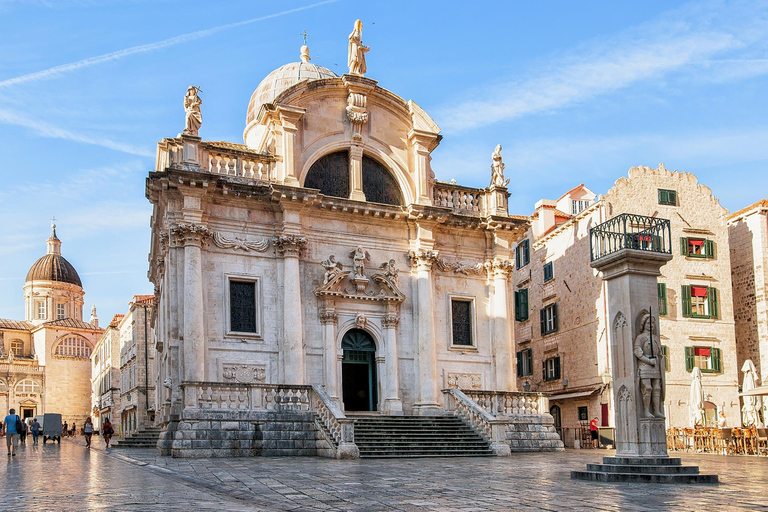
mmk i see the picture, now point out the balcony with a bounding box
[590,213,672,262]
[157,138,274,180]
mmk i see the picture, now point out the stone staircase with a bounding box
[111,426,163,449]
[571,456,718,483]
[350,415,495,458]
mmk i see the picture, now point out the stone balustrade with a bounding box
[157,138,274,180]
[310,385,359,459]
[0,363,45,374]
[182,381,312,411]
[433,182,484,214]
[443,388,511,456]
[463,390,549,417]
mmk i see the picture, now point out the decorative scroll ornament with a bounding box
[272,235,307,256]
[211,231,270,252]
[447,373,482,390]
[222,364,266,384]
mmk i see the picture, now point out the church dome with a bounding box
[25,225,82,287]
[245,46,337,125]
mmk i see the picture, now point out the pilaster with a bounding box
[408,249,440,414]
[489,258,514,391]
[273,234,308,385]
[276,106,305,186]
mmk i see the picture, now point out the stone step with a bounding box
[587,463,699,475]
[603,456,682,466]
[571,471,718,484]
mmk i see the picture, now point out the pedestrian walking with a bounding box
[4,408,21,456]
[71,422,76,437]
[102,418,114,448]
[19,418,27,444]
[83,418,93,448]
[30,418,40,444]
[63,421,68,437]
[590,417,600,448]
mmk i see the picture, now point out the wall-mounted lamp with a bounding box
[523,380,531,392]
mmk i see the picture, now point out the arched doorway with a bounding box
[341,329,377,412]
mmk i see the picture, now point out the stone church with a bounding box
[147,23,562,457]
[0,224,102,425]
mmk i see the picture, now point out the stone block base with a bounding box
[571,456,718,483]
[506,414,565,452]
[156,409,333,458]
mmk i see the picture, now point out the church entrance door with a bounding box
[341,329,377,412]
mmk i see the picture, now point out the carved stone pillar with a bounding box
[181,135,201,170]
[276,106,305,186]
[274,235,308,385]
[409,250,440,414]
[348,145,366,202]
[408,130,439,206]
[171,223,210,385]
[320,309,339,402]
[490,259,514,391]
[383,313,403,414]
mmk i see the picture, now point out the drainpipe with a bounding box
[144,304,149,420]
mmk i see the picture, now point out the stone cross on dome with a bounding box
[300,30,311,63]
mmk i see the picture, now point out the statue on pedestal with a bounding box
[633,313,666,418]
[183,86,203,137]
[350,246,370,279]
[490,144,510,187]
[347,19,369,76]
[321,255,343,284]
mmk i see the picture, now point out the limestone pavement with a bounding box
[3,435,767,511]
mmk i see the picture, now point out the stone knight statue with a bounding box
[347,19,369,75]
[633,312,666,418]
[183,86,203,137]
[490,144,510,187]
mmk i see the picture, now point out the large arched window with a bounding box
[304,151,403,206]
[10,339,23,357]
[15,379,41,394]
[54,336,92,358]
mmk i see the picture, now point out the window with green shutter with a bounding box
[516,348,533,377]
[685,346,722,373]
[658,188,677,206]
[658,283,668,316]
[680,237,716,258]
[514,289,529,322]
[540,303,558,335]
[660,345,670,371]
[516,239,530,269]
[681,285,718,319]
[543,356,561,381]
[543,262,554,282]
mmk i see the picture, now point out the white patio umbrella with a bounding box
[741,359,763,427]
[690,367,706,427]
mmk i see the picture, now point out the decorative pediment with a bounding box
[314,269,405,302]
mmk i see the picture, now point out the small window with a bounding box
[451,299,473,346]
[577,406,588,421]
[229,280,258,334]
[516,348,533,377]
[657,283,667,316]
[15,379,41,394]
[543,262,554,282]
[681,285,718,319]
[516,239,530,269]
[37,301,46,320]
[658,189,677,206]
[685,346,722,373]
[55,337,92,358]
[572,200,590,215]
[514,289,529,322]
[540,303,559,335]
[543,356,561,381]
[56,303,66,320]
[660,345,670,372]
[680,237,715,259]
[10,340,23,356]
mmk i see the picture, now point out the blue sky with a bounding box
[1,0,767,321]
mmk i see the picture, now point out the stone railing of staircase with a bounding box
[443,389,564,453]
[309,385,359,459]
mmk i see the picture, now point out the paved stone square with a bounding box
[3,436,768,511]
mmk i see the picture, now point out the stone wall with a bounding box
[505,413,564,452]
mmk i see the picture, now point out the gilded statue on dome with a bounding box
[347,19,369,75]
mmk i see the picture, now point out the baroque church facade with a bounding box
[0,225,101,425]
[146,25,562,457]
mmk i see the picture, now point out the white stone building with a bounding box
[118,295,155,435]
[145,33,561,458]
[513,165,741,437]
[0,225,102,425]
[91,314,123,432]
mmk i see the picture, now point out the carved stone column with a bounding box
[409,250,440,414]
[348,145,366,202]
[274,235,308,385]
[171,223,210,385]
[408,130,439,206]
[383,313,403,414]
[489,259,514,391]
[276,106,305,186]
[320,309,339,402]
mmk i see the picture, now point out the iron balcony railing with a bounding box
[590,213,672,261]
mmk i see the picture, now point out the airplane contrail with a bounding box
[0,0,338,89]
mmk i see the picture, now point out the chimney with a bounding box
[533,199,557,238]
[89,305,99,328]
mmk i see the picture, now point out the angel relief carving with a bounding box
[350,246,371,279]
[321,255,344,284]
[314,251,405,303]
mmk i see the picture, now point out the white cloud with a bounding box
[0,0,339,89]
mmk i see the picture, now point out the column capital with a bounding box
[383,314,400,328]
[486,258,514,279]
[170,222,210,247]
[408,249,438,271]
[319,310,338,325]
[272,234,307,257]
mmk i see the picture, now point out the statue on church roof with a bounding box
[490,144,510,187]
[347,19,369,76]
[183,86,203,137]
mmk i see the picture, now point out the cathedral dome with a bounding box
[25,225,82,287]
[245,46,337,125]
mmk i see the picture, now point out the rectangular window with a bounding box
[681,285,719,319]
[451,299,473,346]
[56,303,66,320]
[516,239,530,269]
[540,303,559,335]
[37,301,46,320]
[680,237,715,258]
[572,200,590,215]
[660,345,670,372]
[685,346,722,373]
[543,356,561,381]
[657,283,667,316]
[658,188,677,206]
[543,262,554,282]
[516,348,533,377]
[578,406,588,421]
[229,280,257,333]
[514,289,529,322]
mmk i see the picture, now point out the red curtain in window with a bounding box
[689,239,704,246]
[694,347,711,357]
[691,286,708,297]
